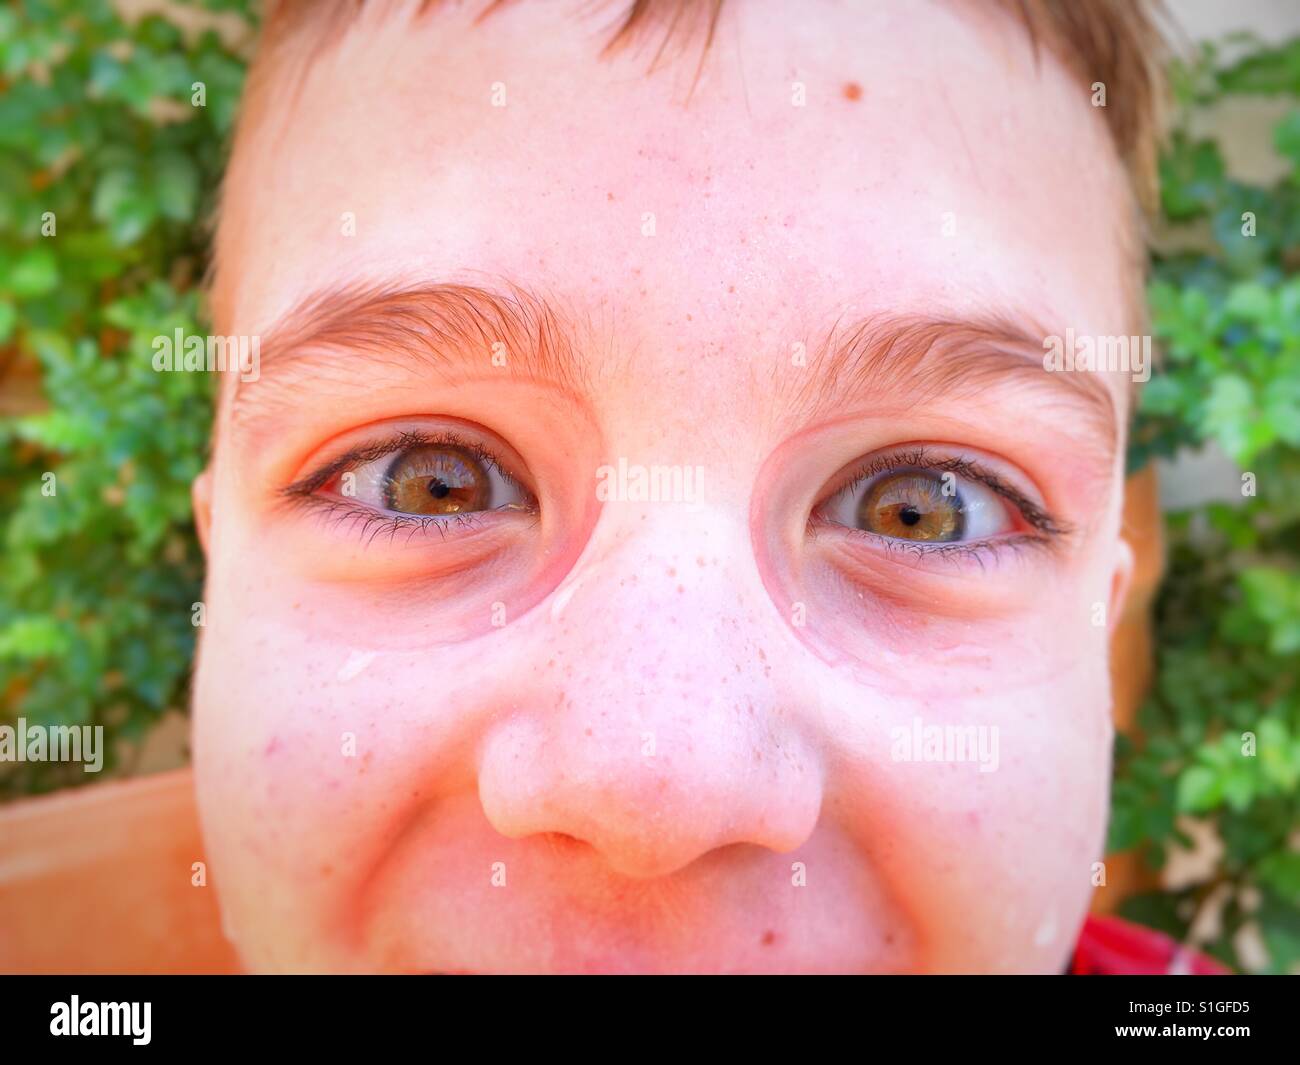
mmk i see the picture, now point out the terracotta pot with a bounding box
[0,769,239,973]
[0,469,1166,970]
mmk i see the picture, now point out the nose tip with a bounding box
[477,712,823,881]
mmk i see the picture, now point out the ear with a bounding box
[1107,534,1135,635]
[192,467,214,557]
[1110,465,1164,634]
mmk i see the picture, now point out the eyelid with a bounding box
[815,445,1068,538]
[284,423,533,504]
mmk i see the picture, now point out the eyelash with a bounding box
[810,446,1071,564]
[280,429,537,546]
[281,436,1067,565]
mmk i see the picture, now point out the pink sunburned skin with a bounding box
[192,0,1136,973]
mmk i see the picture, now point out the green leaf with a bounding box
[92,167,157,245]
[1258,852,1300,905]
[1276,109,1300,169]
[1177,766,1223,813]
[1202,374,1264,463]
[0,298,16,342]
[1224,281,1274,321]
[0,617,70,661]
[3,246,59,297]
[153,152,198,222]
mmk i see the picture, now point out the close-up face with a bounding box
[191,0,1138,973]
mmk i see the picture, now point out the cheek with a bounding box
[193,557,638,971]
[823,627,1114,973]
[190,566,480,970]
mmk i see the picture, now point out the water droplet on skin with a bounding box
[336,650,377,682]
[550,571,586,621]
[1034,909,1058,948]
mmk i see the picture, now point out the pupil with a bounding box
[899,505,921,526]
[428,479,451,499]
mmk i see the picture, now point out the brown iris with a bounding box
[382,445,491,516]
[856,469,964,542]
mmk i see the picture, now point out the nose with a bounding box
[476,503,824,879]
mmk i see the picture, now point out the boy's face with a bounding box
[193,0,1137,973]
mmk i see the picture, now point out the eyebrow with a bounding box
[229,282,1121,470]
[784,311,1121,465]
[228,281,591,435]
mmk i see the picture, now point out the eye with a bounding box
[341,441,528,517]
[300,430,535,521]
[818,453,1024,545]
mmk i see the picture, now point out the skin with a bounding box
[192,0,1138,973]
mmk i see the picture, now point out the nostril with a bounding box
[540,831,585,853]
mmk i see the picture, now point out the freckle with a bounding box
[685,314,692,321]
[727,285,735,294]
[667,567,676,577]
[607,191,614,200]
[761,930,776,946]
[320,864,333,878]
[843,81,862,101]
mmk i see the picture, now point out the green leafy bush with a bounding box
[1116,36,1300,973]
[0,0,254,794]
[0,1,1296,973]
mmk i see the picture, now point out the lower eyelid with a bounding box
[810,513,1054,562]
[285,494,536,548]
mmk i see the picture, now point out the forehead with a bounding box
[214,0,1135,399]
